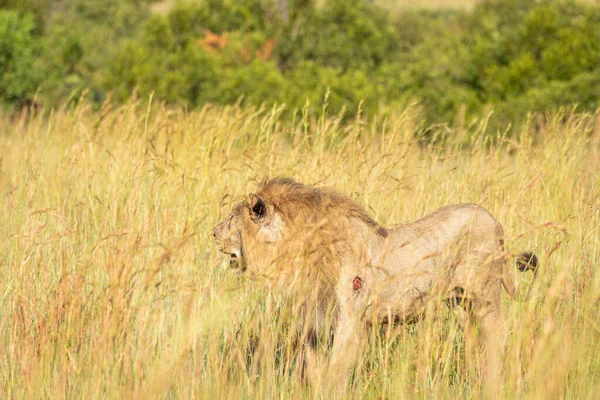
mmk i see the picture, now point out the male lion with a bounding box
[212,177,538,389]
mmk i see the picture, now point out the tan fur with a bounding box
[212,177,537,390]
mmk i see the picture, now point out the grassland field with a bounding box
[0,100,599,399]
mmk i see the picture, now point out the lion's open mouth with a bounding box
[228,252,245,271]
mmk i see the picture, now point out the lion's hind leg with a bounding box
[448,287,482,378]
[448,287,472,328]
[470,295,505,396]
[449,284,505,393]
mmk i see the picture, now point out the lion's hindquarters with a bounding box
[380,205,505,301]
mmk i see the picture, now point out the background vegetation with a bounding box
[1,0,599,129]
[1,99,599,398]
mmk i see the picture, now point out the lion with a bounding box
[212,177,538,389]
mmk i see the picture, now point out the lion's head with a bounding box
[212,202,246,272]
[211,193,288,276]
[212,178,387,284]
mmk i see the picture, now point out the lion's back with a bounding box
[412,203,502,242]
[380,204,504,272]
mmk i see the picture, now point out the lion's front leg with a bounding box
[325,299,366,393]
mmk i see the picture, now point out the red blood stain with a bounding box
[353,276,363,291]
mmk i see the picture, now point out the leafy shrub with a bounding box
[102,0,403,118]
[104,35,219,106]
[38,0,152,105]
[0,10,41,107]
[467,0,600,100]
[494,67,600,123]
[167,0,269,35]
[218,59,287,106]
[1,0,600,132]
[0,0,49,34]
[276,0,399,70]
[401,0,600,127]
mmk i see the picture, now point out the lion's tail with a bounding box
[502,252,539,301]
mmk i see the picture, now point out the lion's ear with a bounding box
[248,194,267,220]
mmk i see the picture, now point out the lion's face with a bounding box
[212,203,245,272]
[212,195,287,274]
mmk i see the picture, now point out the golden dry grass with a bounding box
[0,100,599,399]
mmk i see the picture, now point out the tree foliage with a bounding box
[0,10,41,107]
[0,0,599,128]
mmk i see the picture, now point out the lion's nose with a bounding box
[211,229,216,238]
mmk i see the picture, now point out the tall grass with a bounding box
[0,100,599,399]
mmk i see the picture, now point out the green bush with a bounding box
[494,67,600,123]
[1,0,599,132]
[96,0,600,127]
[167,0,269,35]
[218,59,287,106]
[104,39,219,106]
[0,0,49,34]
[0,10,41,107]
[38,0,152,105]
[467,0,600,100]
[276,0,399,70]
[400,0,600,127]
[102,0,402,118]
